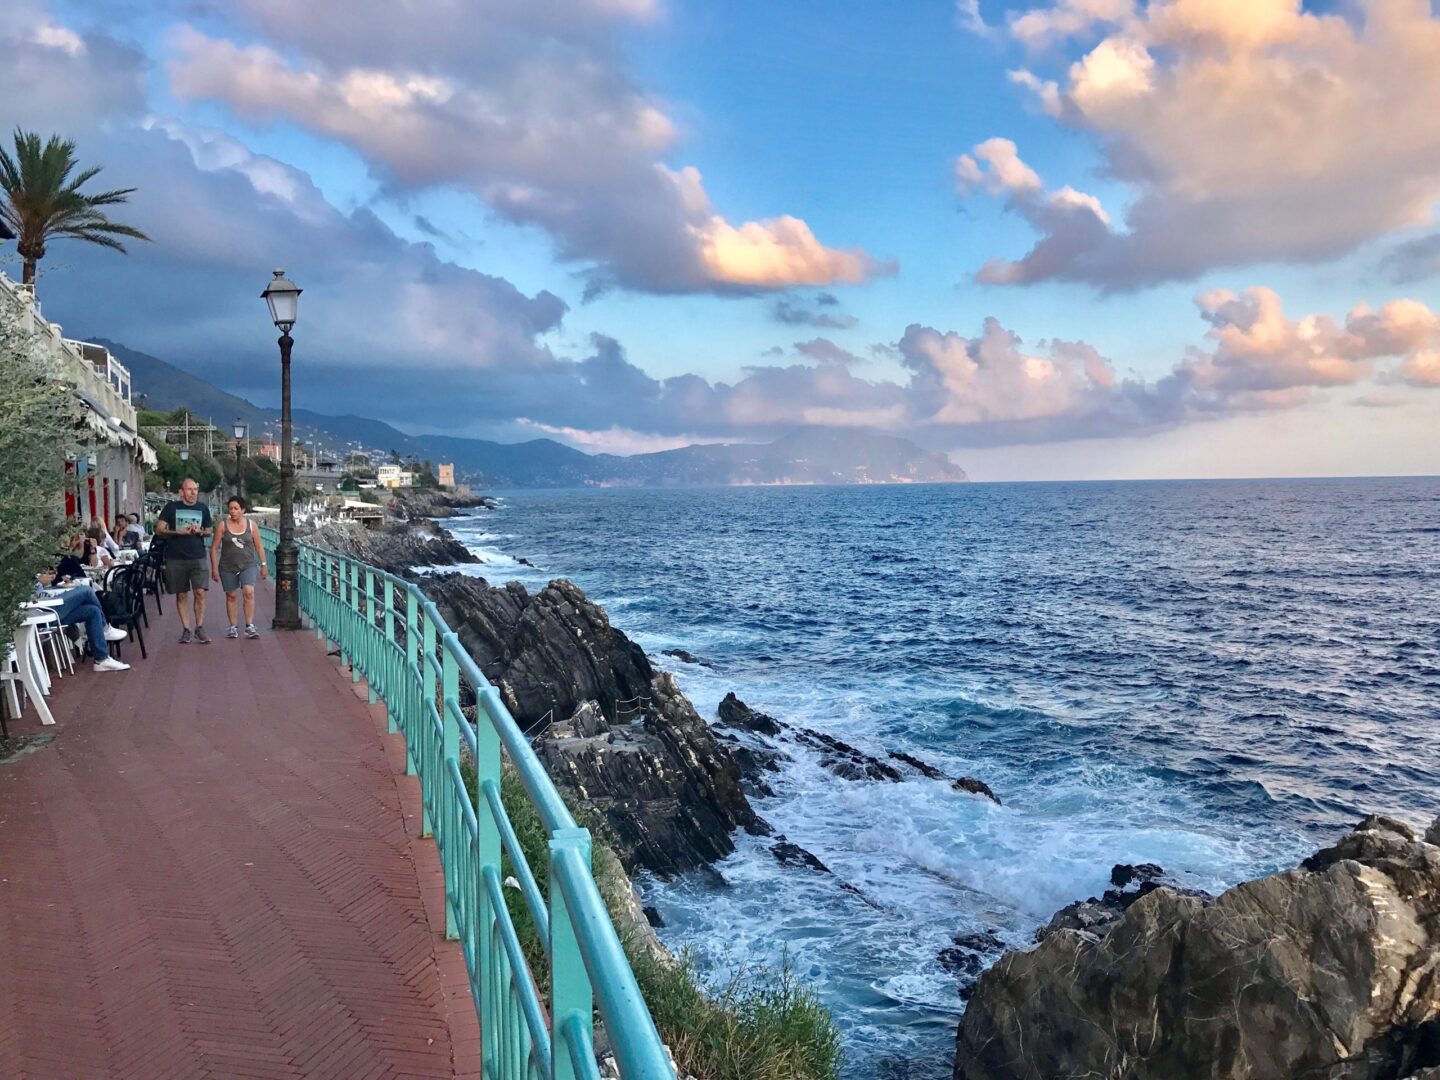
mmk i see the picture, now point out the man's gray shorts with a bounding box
[220,564,259,592]
[165,557,208,593]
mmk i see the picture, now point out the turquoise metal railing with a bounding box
[259,527,674,1079]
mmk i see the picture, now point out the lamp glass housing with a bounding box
[233,418,247,441]
[261,269,301,331]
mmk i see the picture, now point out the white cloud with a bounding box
[165,10,888,295]
[968,0,1440,289]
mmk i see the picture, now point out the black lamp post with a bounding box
[232,417,248,501]
[261,269,302,630]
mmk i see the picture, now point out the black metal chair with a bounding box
[105,566,148,661]
[142,542,166,618]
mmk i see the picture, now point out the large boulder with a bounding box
[954,814,1440,1080]
[422,574,765,876]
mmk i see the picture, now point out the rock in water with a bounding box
[717,691,783,735]
[954,815,1440,1080]
[421,574,764,877]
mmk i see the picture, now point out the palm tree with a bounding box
[0,129,150,289]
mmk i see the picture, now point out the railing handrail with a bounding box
[258,528,674,1079]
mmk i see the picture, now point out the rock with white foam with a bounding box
[954,814,1440,1079]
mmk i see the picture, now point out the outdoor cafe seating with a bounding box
[1,542,158,736]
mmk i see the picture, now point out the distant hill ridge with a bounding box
[99,338,967,487]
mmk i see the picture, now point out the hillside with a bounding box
[110,338,966,486]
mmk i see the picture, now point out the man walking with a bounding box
[156,477,214,643]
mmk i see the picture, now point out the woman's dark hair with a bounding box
[227,495,249,511]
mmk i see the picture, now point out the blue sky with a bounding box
[7,0,1440,478]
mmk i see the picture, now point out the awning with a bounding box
[137,437,159,469]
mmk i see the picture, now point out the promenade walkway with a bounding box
[0,586,481,1079]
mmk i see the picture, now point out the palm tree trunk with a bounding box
[22,257,36,288]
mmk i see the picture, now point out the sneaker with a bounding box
[244,624,260,639]
[195,626,211,644]
[94,656,130,672]
[226,625,240,639]
[103,625,128,642]
[178,628,192,644]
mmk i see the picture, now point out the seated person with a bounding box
[114,515,136,549]
[87,523,120,560]
[123,514,146,547]
[34,568,129,672]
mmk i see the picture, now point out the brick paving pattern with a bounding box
[0,587,481,1078]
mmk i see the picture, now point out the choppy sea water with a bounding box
[441,478,1440,1078]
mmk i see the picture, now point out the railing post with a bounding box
[364,566,378,703]
[474,691,503,1075]
[421,610,437,838]
[383,578,397,733]
[404,588,419,776]
[549,828,595,1080]
[441,642,460,940]
[348,559,362,684]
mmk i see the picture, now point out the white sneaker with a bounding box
[103,625,128,642]
[94,656,130,672]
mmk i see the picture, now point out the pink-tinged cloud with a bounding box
[166,16,889,296]
[964,0,1440,289]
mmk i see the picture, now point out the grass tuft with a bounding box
[457,755,842,1079]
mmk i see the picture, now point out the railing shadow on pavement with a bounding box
[260,527,675,1080]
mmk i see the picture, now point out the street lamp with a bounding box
[232,417,248,502]
[261,269,302,630]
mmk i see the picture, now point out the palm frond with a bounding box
[0,128,150,279]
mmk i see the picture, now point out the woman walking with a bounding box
[210,496,268,639]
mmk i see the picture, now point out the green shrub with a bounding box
[0,298,79,644]
[458,756,841,1079]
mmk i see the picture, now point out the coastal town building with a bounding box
[256,439,281,462]
[297,458,343,494]
[1,270,156,522]
[437,463,455,489]
[376,463,416,488]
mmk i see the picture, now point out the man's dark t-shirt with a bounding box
[159,500,213,560]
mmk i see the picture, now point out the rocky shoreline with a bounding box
[309,511,1440,1080]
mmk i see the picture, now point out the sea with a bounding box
[438,478,1440,1078]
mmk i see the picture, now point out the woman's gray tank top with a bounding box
[218,519,258,573]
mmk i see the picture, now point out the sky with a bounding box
[4,0,1439,480]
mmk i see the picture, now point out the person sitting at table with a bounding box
[114,515,137,550]
[87,522,120,561]
[34,569,129,672]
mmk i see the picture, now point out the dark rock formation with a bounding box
[717,692,783,736]
[419,573,765,878]
[1034,862,1208,943]
[661,648,713,669]
[308,519,478,574]
[939,931,1007,1002]
[389,490,496,519]
[955,814,1440,1080]
[771,837,832,873]
[718,692,1001,801]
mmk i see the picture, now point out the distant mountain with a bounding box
[112,338,966,486]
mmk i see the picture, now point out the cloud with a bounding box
[1008,0,1134,50]
[794,338,867,366]
[1397,351,1440,388]
[1380,233,1440,285]
[772,294,858,329]
[1,4,148,133]
[964,0,1440,290]
[954,140,1111,284]
[165,9,889,295]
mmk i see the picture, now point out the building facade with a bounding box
[2,272,155,524]
[437,463,455,488]
[376,464,416,489]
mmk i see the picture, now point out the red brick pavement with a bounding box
[0,586,481,1078]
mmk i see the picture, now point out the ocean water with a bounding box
[441,478,1440,1077]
